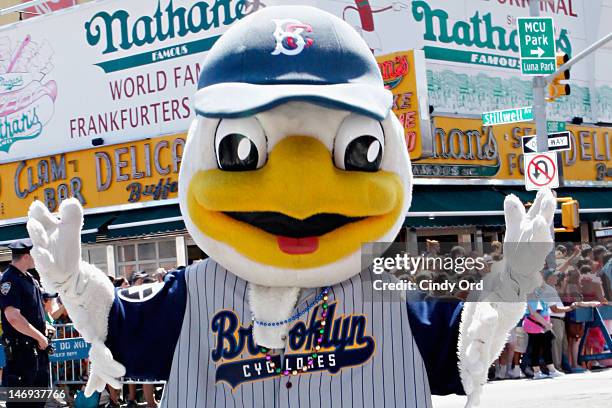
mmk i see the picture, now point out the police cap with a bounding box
[7,238,33,255]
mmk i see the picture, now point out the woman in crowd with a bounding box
[523,290,564,379]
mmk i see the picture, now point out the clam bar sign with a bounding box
[0,134,184,221]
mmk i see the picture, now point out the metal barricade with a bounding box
[50,323,90,386]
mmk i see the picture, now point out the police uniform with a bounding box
[0,239,50,408]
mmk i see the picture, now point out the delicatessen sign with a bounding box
[0,134,184,220]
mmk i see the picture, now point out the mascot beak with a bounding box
[187,136,404,269]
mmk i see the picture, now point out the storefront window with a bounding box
[138,242,156,261]
[119,245,136,262]
[158,240,176,259]
[82,246,109,274]
[116,240,177,279]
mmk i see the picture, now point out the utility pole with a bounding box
[529,0,549,154]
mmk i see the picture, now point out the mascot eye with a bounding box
[215,117,267,171]
[334,114,384,172]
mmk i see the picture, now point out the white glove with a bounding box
[458,188,556,407]
[27,199,125,395]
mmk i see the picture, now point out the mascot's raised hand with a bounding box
[458,188,556,407]
[26,199,125,395]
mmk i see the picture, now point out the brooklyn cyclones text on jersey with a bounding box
[105,259,464,407]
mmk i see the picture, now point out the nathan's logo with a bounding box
[413,125,501,178]
[85,0,245,54]
[85,0,249,73]
[0,35,57,153]
[411,1,571,69]
[378,55,409,90]
[271,19,314,56]
[211,302,375,389]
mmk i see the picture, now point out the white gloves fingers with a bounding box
[503,194,525,243]
[56,199,85,273]
[28,200,58,235]
[27,198,85,289]
[84,341,126,397]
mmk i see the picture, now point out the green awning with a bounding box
[405,186,611,228]
[106,205,184,239]
[0,212,116,246]
[405,186,507,228]
[409,186,507,213]
[405,216,505,228]
[499,187,612,223]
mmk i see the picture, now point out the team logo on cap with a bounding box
[271,19,314,56]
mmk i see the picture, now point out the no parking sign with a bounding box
[524,151,559,191]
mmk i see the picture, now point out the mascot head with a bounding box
[179,6,412,288]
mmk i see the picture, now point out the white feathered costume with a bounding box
[26,6,555,408]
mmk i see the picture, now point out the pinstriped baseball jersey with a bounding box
[159,258,432,408]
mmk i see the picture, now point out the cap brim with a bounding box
[194,83,392,121]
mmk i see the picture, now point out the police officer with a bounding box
[0,238,50,407]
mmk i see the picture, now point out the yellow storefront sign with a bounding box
[0,134,185,221]
[376,50,431,160]
[413,116,612,184]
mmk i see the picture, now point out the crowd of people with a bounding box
[389,239,612,382]
[494,242,612,380]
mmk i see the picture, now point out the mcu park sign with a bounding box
[517,17,557,75]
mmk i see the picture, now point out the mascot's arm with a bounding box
[407,296,465,396]
[26,199,186,396]
[105,267,187,382]
[457,189,556,408]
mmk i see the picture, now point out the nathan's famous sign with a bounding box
[412,116,611,185]
[0,0,252,166]
[0,134,184,221]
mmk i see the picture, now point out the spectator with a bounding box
[579,265,608,367]
[581,245,593,261]
[561,268,586,372]
[579,265,607,303]
[592,245,607,273]
[114,277,129,288]
[490,240,502,259]
[557,245,581,273]
[153,268,167,283]
[555,245,567,259]
[540,270,575,372]
[522,292,563,379]
[425,239,440,257]
[601,252,612,300]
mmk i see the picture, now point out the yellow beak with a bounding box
[187,136,404,269]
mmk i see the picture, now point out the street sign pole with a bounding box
[529,1,549,154]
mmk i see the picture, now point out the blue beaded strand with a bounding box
[252,287,330,327]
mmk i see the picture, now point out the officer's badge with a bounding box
[1,282,11,295]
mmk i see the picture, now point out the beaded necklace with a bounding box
[253,287,330,388]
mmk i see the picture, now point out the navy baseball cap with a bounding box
[195,6,392,120]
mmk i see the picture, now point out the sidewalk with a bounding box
[433,368,612,408]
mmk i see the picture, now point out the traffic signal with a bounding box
[547,53,571,101]
[561,198,579,230]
